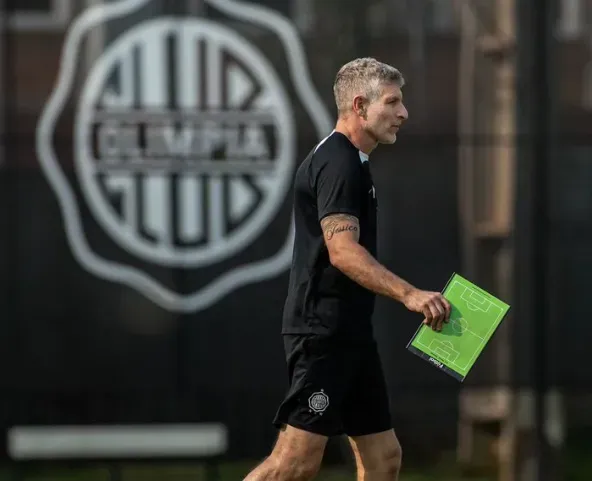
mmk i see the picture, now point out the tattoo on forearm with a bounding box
[321,214,359,240]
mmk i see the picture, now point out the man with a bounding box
[243,57,451,481]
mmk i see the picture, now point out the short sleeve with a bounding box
[315,156,362,222]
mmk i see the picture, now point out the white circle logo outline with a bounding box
[75,18,295,267]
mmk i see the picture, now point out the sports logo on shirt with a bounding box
[36,0,331,312]
[308,390,329,414]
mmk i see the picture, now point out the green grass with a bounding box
[4,427,592,481]
[0,460,495,481]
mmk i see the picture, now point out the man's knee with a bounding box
[244,451,322,481]
[350,431,403,478]
[268,455,322,481]
[268,425,327,481]
[379,440,403,476]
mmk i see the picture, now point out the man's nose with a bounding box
[399,106,409,120]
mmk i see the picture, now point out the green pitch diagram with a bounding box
[407,273,510,381]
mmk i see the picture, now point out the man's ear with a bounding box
[352,95,368,120]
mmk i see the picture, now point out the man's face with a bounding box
[362,83,408,144]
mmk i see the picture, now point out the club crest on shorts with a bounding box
[36,0,331,313]
[308,390,329,414]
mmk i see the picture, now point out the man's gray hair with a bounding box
[333,57,405,115]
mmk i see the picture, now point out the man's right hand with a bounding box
[403,288,451,331]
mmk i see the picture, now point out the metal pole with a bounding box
[532,0,559,479]
[531,0,550,469]
[515,0,559,479]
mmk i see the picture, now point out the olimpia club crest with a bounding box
[37,0,331,312]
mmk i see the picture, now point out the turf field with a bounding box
[5,437,592,481]
[0,463,495,481]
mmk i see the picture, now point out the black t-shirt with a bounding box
[282,131,378,338]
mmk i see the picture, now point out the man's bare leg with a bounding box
[243,425,328,481]
[348,429,403,481]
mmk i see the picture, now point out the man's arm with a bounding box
[321,213,414,302]
[321,213,451,330]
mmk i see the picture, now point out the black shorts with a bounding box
[272,334,392,437]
